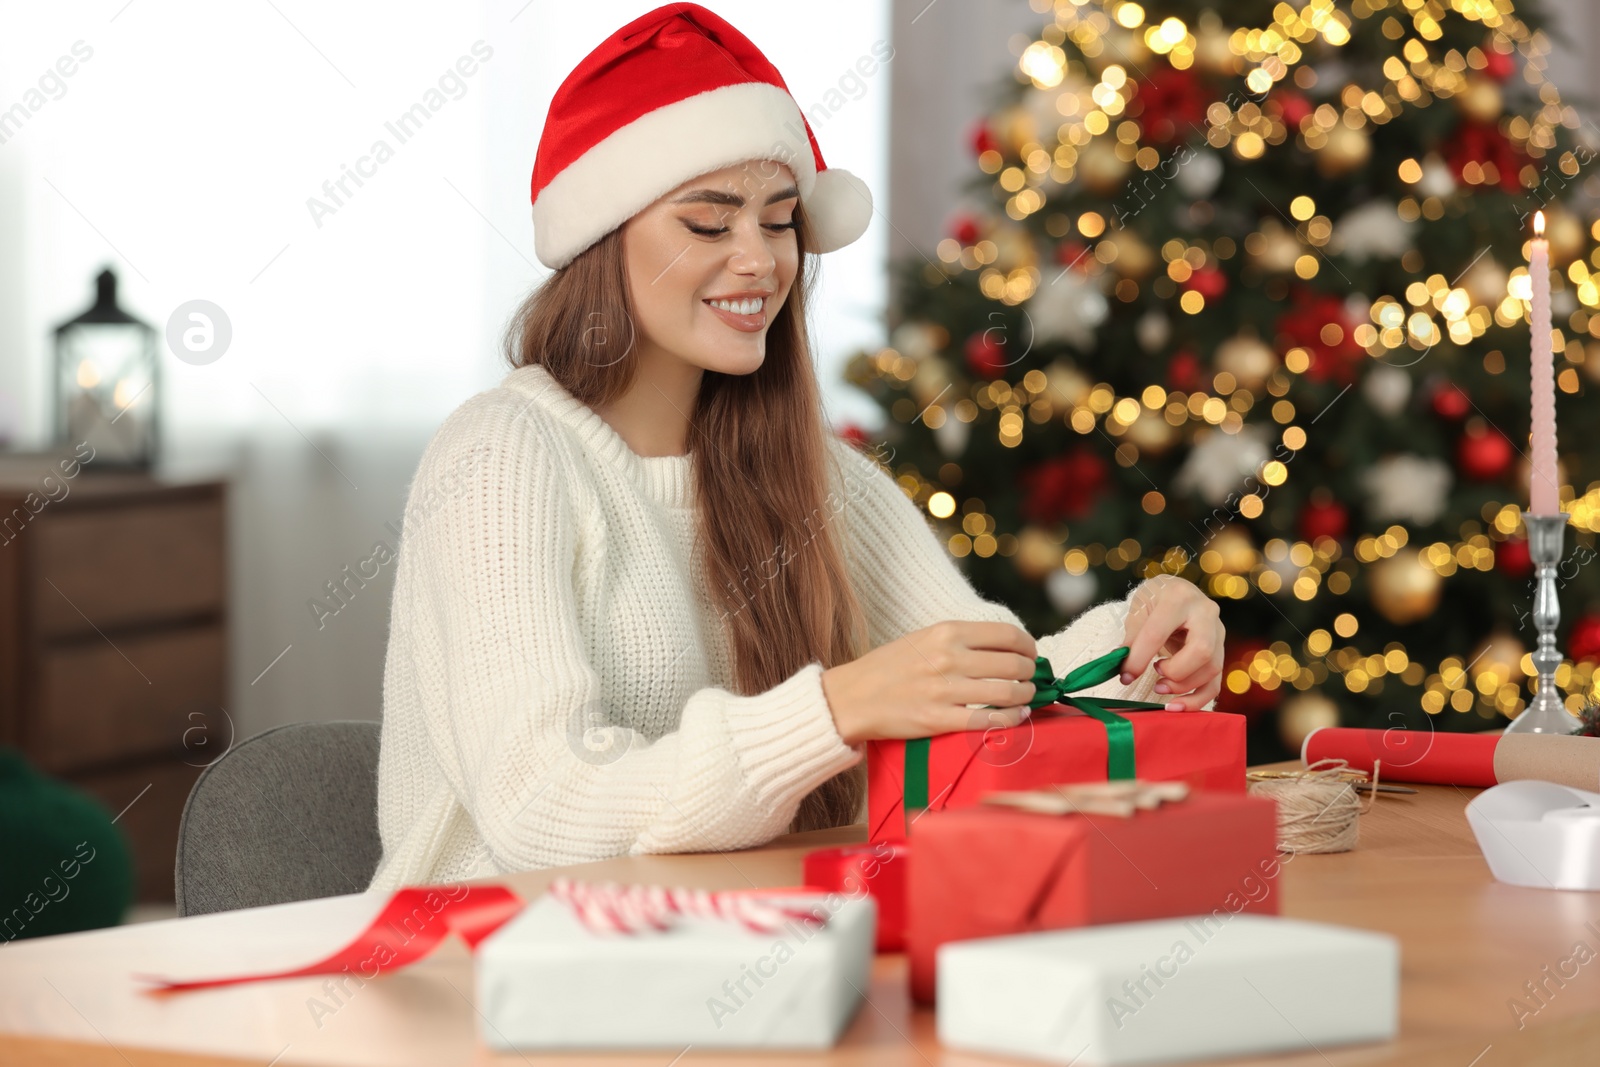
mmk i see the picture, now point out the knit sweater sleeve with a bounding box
[826,436,1186,707]
[392,396,861,873]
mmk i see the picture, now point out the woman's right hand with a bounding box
[819,621,1038,746]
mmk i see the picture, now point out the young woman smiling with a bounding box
[368,4,1225,892]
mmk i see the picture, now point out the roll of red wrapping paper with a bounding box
[1301,727,1499,787]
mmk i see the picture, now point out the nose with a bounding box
[726,216,776,278]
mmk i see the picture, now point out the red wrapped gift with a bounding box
[868,647,1246,842]
[802,841,908,952]
[907,783,1280,1002]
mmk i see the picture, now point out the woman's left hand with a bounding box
[1117,574,1225,711]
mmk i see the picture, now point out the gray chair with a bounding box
[175,720,382,917]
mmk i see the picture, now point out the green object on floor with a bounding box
[0,746,135,941]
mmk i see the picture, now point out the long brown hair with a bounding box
[502,198,870,833]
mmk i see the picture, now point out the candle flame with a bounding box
[1534,210,1546,237]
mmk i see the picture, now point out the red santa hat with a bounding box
[530,2,874,271]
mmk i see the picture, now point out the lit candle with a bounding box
[1528,211,1559,516]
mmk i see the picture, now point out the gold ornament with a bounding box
[1469,631,1527,691]
[1210,524,1258,576]
[1278,692,1341,751]
[992,225,1040,273]
[1251,221,1303,274]
[994,104,1039,155]
[1459,255,1507,308]
[1044,359,1091,406]
[1456,76,1504,125]
[1126,410,1176,456]
[1315,124,1371,179]
[1543,207,1586,263]
[1194,19,1234,74]
[1015,525,1065,582]
[1216,334,1278,392]
[911,357,954,406]
[1108,227,1156,279]
[1370,548,1441,625]
[1078,139,1131,195]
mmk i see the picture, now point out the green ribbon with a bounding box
[901,646,1167,813]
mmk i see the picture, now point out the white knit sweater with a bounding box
[368,362,1174,892]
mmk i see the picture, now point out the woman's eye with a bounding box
[683,220,797,236]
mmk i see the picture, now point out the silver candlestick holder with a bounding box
[1505,510,1580,735]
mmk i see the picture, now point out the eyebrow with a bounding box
[671,185,800,208]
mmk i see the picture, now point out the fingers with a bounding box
[944,620,1037,659]
[960,648,1039,683]
[941,703,1031,735]
[940,675,1037,710]
[1161,675,1222,712]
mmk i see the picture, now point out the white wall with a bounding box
[0,0,890,738]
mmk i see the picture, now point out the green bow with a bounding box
[902,646,1167,812]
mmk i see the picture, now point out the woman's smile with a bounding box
[703,290,772,333]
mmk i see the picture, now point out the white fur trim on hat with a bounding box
[532,81,870,269]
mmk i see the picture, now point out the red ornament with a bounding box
[1056,238,1089,267]
[835,423,871,449]
[1446,120,1528,193]
[964,330,1009,379]
[1184,266,1228,301]
[969,120,999,158]
[1166,349,1203,392]
[1273,89,1313,129]
[1274,288,1364,385]
[1482,47,1515,83]
[1496,537,1533,579]
[1570,615,1600,664]
[1131,66,1207,145]
[1215,636,1282,719]
[1430,380,1472,420]
[1019,450,1109,526]
[1457,423,1514,480]
[1298,499,1349,544]
[950,213,981,246]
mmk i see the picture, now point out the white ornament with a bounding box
[1264,552,1300,595]
[1554,287,1578,318]
[1418,153,1456,200]
[1333,202,1416,263]
[933,415,971,458]
[1361,454,1453,526]
[1362,364,1412,417]
[1173,424,1273,507]
[1136,309,1171,353]
[891,321,939,361]
[1176,149,1223,199]
[1046,568,1098,616]
[1026,271,1109,350]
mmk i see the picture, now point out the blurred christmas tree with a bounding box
[842,0,1600,761]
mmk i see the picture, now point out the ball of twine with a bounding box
[1246,758,1377,854]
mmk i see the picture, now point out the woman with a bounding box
[368,3,1224,893]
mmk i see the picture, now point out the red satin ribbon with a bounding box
[137,884,524,994]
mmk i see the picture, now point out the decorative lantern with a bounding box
[52,267,159,468]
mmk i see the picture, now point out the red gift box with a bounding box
[802,841,908,952]
[868,706,1246,843]
[907,788,1280,1002]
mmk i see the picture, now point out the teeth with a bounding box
[709,297,763,316]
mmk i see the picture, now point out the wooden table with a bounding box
[3,765,1599,1066]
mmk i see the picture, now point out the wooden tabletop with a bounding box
[3,764,1599,1067]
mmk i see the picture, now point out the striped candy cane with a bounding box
[547,878,828,936]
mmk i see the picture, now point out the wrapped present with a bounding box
[907,781,1279,1003]
[937,914,1399,1065]
[869,647,1245,842]
[803,841,908,952]
[475,879,875,1050]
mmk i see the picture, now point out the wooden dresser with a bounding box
[0,451,228,902]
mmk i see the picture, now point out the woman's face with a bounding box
[620,160,800,378]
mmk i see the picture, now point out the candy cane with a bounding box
[548,879,830,936]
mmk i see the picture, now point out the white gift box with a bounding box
[938,914,1398,1066]
[1466,780,1600,890]
[474,890,875,1050]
